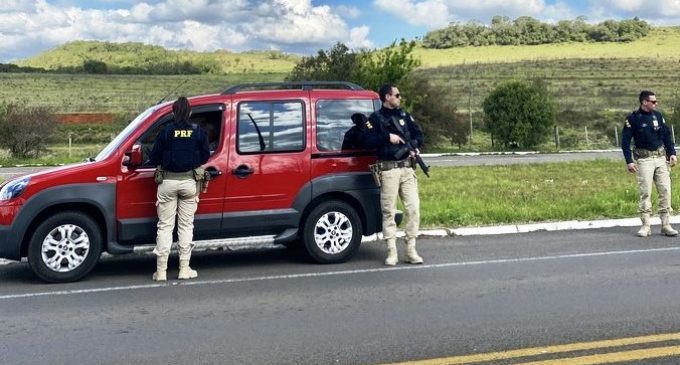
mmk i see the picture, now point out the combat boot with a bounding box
[152,255,168,281]
[637,213,651,237]
[661,214,678,236]
[385,240,398,266]
[178,257,198,280]
[405,240,424,264]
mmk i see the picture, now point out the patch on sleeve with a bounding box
[624,119,631,128]
[365,121,373,129]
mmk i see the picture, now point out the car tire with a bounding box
[27,212,103,283]
[302,200,362,264]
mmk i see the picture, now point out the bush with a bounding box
[482,80,557,149]
[0,103,58,158]
[83,59,108,74]
[401,74,467,149]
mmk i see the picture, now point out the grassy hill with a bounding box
[15,40,299,74]
[0,72,287,113]
[414,27,680,68]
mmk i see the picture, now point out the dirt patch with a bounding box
[56,113,117,124]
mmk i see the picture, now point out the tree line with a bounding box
[423,16,650,48]
[0,59,221,75]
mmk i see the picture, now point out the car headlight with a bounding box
[0,176,30,201]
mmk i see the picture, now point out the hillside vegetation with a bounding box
[15,41,299,74]
[415,27,680,68]
[0,73,286,113]
[423,16,650,48]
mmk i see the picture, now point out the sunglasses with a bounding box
[646,99,658,104]
[392,93,401,99]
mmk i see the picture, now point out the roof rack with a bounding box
[221,81,364,95]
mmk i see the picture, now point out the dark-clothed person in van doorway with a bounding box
[622,90,678,237]
[364,84,424,266]
[149,96,210,281]
[342,113,367,150]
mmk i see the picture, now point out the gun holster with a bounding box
[154,166,165,185]
[368,164,381,187]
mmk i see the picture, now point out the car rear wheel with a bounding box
[27,212,102,283]
[302,200,362,264]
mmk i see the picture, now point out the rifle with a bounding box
[395,142,430,178]
[410,144,430,178]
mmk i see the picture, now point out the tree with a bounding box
[285,43,358,82]
[482,80,556,149]
[400,73,467,149]
[355,40,421,91]
[286,40,420,92]
[0,103,58,158]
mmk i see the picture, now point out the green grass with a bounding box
[418,159,674,228]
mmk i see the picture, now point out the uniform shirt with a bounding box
[341,125,365,150]
[364,107,424,161]
[621,108,676,164]
[149,121,210,172]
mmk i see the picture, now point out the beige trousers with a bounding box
[380,166,420,244]
[636,155,672,215]
[153,178,198,258]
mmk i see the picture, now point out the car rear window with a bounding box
[315,99,375,152]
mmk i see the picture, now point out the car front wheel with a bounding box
[27,212,103,283]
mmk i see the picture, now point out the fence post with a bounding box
[585,126,589,146]
[554,125,560,151]
[68,133,72,158]
[614,126,619,147]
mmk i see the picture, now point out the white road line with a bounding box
[2,246,680,300]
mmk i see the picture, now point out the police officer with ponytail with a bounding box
[364,84,425,266]
[148,96,210,281]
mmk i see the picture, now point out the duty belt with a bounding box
[163,170,194,180]
[635,147,665,159]
[377,158,414,171]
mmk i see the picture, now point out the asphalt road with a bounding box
[2,228,680,365]
[0,151,621,180]
[425,150,620,167]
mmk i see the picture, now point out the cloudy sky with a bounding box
[1,0,680,63]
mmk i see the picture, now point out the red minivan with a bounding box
[0,82,389,283]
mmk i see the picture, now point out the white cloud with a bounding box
[0,0,372,62]
[334,5,362,19]
[348,26,373,49]
[373,0,576,28]
[592,0,680,18]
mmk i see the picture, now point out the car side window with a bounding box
[237,101,305,154]
[138,115,173,167]
[316,99,375,151]
[137,109,223,167]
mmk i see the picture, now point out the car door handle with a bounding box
[232,164,254,178]
[205,166,222,178]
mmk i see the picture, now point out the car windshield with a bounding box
[95,106,157,161]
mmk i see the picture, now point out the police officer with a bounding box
[622,90,678,237]
[364,84,424,266]
[148,96,210,280]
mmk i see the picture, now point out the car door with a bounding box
[221,94,311,237]
[116,103,229,244]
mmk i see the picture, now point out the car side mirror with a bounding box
[123,144,143,167]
